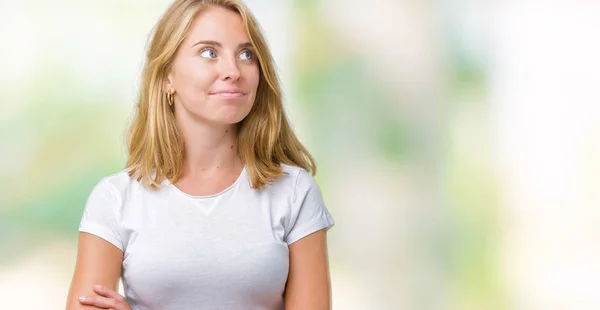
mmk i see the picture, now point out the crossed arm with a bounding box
[66,229,332,310]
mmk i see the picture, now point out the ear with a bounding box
[164,72,175,93]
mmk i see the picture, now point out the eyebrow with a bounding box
[191,40,253,49]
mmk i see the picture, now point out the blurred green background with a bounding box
[2,0,600,309]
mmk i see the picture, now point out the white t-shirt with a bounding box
[78,164,335,310]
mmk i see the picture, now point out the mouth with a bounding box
[209,90,245,99]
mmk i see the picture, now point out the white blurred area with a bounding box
[1,0,600,309]
[491,2,600,310]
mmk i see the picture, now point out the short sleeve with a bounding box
[284,170,335,245]
[78,178,124,251]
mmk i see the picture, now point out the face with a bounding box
[166,6,260,125]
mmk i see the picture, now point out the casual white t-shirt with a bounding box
[78,164,335,310]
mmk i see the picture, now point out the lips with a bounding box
[210,89,245,98]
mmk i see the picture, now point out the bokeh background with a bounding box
[1,0,600,309]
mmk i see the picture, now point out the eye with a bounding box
[199,48,217,59]
[239,49,254,61]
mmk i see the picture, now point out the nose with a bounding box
[219,55,241,81]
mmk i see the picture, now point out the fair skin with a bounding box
[67,6,331,310]
[166,6,259,193]
[285,229,333,310]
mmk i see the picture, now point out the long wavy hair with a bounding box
[126,0,316,190]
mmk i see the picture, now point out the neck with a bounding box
[178,119,242,178]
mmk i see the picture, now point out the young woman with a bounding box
[66,0,335,309]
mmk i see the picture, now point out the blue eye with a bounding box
[239,50,254,61]
[200,48,217,59]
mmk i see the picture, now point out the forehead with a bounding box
[184,6,249,47]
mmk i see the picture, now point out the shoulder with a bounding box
[89,169,139,201]
[274,164,319,197]
[280,164,304,180]
[277,164,306,184]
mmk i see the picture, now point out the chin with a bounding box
[214,117,245,125]
[209,111,250,125]
[213,105,253,124]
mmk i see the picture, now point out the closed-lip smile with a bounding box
[210,89,245,98]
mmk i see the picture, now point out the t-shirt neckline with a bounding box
[169,166,246,199]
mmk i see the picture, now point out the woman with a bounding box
[66,0,335,309]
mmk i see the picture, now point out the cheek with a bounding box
[249,66,260,90]
[177,64,217,95]
[192,70,217,93]
[240,64,260,90]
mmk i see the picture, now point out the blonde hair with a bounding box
[126,0,316,190]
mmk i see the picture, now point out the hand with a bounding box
[78,284,132,310]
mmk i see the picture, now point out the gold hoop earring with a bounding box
[167,91,174,106]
